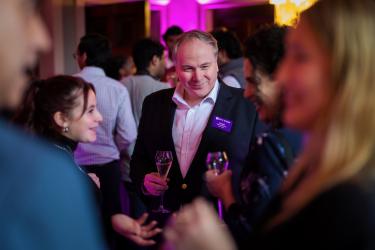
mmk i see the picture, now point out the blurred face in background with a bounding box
[154,54,166,79]
[0,0,50,108]
[277,19,331,132]
[244,58,280,123]
[166,35,181,55]
[175,38,218,106]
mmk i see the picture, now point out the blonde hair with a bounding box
[173,30,218,62]
[269,0,375,227]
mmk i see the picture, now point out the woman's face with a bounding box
[243,58,280,123]
[64,89,102,143]
[277,19,332,132]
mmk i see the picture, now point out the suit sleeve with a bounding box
[129,95,155,205]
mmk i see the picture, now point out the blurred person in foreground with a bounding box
[165,0,375,249]
[205,24,302,249]
[0,0,107,249]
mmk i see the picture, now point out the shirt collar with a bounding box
[81,66,106,76]
[172,79,220,108]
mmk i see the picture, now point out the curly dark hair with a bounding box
[132,38,164,72]
[244,25,287,77]
[211,28,243,59]
[78,33,112,69]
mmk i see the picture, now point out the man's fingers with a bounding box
[126,234,156,246]
[136,213,149,225]
[143,227,162,238]
[142,220,158,231]
[146,173,168,184]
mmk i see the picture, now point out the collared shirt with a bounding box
[74,66,137,165]
[122,74,169,127]
[222,75,241,88]
[172,80,220,178]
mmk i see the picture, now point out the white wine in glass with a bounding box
[154,150,173,213]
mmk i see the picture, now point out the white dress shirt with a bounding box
[74,66,137,165]
[222,75,241,88]
[172,80,220,178]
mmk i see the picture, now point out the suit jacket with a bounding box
[130,82,258,212]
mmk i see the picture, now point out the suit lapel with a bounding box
[163,91,184,182]
[184,82,235,179]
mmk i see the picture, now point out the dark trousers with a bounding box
[82,160,122,249]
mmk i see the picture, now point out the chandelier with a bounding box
[269,0,317,26]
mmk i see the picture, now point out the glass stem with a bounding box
[160,193,164,209]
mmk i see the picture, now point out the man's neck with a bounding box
[183,91,204,107]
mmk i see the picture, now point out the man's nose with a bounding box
[192,69,203,82]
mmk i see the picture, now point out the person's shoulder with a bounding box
[318,179,375,211]
[220,81,244,96]
[120,75,133,85]
[0,123,85,195]
[0,123,75,171]
[154,79,170,90]
[302,179,375,233]
[144,87,175,103]
[102,76,127,89]
[222,75,242,89]
[219,83,256,116]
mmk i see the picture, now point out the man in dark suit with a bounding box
[130,30,258,213]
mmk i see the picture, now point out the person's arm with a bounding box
[115,87,137,153]
[130,95,167,203]
[205,170,236,210]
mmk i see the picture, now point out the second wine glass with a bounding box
[206,151,229,219]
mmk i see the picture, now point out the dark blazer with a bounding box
[130,82,258,212]
[250,179,375,250]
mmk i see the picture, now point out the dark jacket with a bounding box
[130,82,258,212]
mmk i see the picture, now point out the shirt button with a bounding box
[181,183,188,190]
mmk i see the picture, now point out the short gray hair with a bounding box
[173,30,218,62]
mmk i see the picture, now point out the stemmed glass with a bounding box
[206,151,229,219]
[153,150,173,213]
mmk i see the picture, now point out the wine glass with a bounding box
[206,151,229,219]
[154,150,173,213]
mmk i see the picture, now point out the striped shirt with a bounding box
[74,66,137,165]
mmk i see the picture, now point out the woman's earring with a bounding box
[63,126,69,133]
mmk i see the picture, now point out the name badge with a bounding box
[211,116,233,133]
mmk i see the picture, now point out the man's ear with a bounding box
[77,52,87,68]
[151,55,159,66]
[53,111,68,128]
[81,52,87,63]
